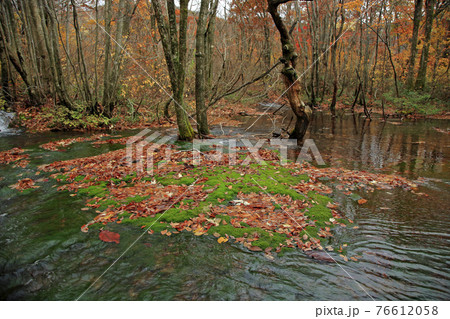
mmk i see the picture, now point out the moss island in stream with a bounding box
[39,138,419,256]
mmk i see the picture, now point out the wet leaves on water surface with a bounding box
[2,134,424,257]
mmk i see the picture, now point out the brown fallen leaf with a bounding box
[249,245,263,252]
[10,178,39,191]
[326,202,338,209]
[357,198,368,205]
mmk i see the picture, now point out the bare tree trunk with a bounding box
[25,0,52,93]
[416,0,436,89]
[102,0,113,112]
[406,0,424,89]
[152,0,194,141]
[0,0,40,104]
[41,0,73,109]
[268,0,312,140]
[205,0,219,98]
[0,33,12,107]
[71,0,92,110]
[330,0,344,116]
[195,0,210,136]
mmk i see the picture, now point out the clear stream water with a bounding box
[0,110,449,300]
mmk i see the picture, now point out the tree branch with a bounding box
[207,61,282,108]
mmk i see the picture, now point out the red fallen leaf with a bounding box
[99,230,120,244]
[357,198,368,205]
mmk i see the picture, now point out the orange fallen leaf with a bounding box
[217,237,228,244]
[357,199,368,205]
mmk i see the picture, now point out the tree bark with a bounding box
[330,0,344,116]
[0,33,11,106]
[416,0,436,89]
[195,0,210,136]
[406,0,424,89]
[267,0,312,140]
[152,0,194,141]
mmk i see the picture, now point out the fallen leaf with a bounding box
[99,230,120,244]
[326,202,338,209]
[217,237,228,244]
[193,227,206,236]
[358,199,368,205]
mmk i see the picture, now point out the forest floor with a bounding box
[0,133,421,261]
[7,91,450,133]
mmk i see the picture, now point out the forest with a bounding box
[0,0,449,303]
[0,0,448,137]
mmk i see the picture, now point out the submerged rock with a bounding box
[0,111,16,134]
[305,251,336,263]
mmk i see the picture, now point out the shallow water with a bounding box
[0,111,449,300]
